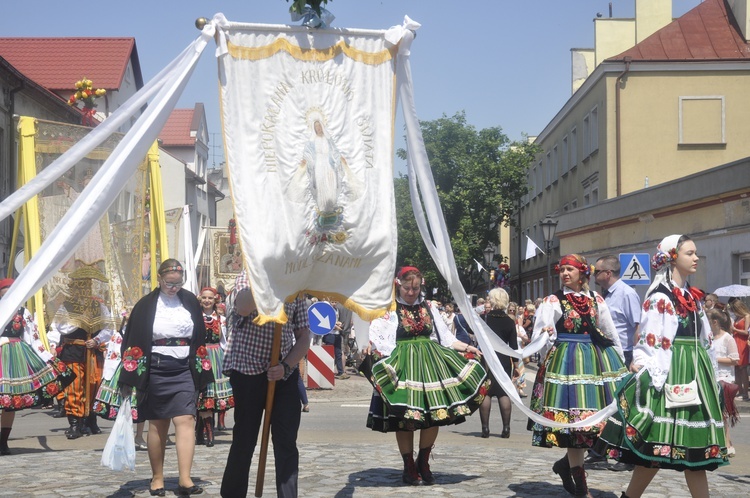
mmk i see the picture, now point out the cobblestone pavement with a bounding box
[4,367,750,497]
[3,439,749,497]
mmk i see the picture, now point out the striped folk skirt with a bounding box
[197,343,234,412]
[529,333,628,448]
[0,338,75,411]
[594,337,729,471]
[367,336,489,432]
[93,362,139,421]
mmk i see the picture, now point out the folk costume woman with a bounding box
[0,278,75,455]
[119,260,213,497]
[93,311,149,450]
[366,266,488,486]
[528,254,627,498]
[595,235,728,498]
[195,287,233,447]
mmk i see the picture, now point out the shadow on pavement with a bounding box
[334,467,480,497]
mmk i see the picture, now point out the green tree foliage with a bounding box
[395,111,538,295]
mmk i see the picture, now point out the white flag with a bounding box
[218,20,398,323]
[473,258,486,274]
[524,235,544,260]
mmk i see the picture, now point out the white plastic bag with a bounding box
[101,397,136,471]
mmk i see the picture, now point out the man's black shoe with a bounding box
[609,462,635,472]
[583,453,607,466]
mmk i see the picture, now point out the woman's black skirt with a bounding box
[137,353,197,420]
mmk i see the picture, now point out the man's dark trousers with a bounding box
[220,369,301,498]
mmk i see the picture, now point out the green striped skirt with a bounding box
[197,343,234,412]
[595,337,729,471]
[529,333,628,448]
[93,362,139,421]
[0,338,75,411]
[367,336,489,432]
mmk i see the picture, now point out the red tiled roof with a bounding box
[0,37,137,90]
[159,109,196,146]
[608,0,750,61]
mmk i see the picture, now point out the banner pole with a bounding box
[254,321,283,497]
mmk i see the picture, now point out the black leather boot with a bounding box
[571,465,593,498]
[195,417,205,445]
[204,417,214,448]
[552,455,575,495]
[65,416,81,440]
[401,452,421,485]
[86,413,102,435]
[416,446,435,485]
[51,398,65,418]
[0,427,11,455]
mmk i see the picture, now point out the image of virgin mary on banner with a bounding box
[219,23,398,322]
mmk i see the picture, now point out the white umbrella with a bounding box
[713,284,750,298]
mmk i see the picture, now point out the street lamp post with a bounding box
[483,243,496,287]
[540,217,558,295]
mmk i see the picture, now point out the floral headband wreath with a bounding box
[651,234,682,272]
[200,287,219,296]
[554,255,592,278]
[395,266,425,287]
[647,234,683,296]
[158,264,184,275]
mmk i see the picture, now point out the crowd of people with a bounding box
[1,231,748,498]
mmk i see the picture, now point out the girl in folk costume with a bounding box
[366,266,489,486]
[0,279,75,454]
[92,310,148,450]
[595,235,728,498]
[195,287,232,447]
[528,254,627,498]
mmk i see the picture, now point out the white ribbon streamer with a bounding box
[0,33,208,331]
[392,18,616,428]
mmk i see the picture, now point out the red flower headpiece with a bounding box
[200,287,219,296]
[0,278,13,291]
[555,255,591,277]
[397,266,420,279]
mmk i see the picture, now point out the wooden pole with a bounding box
[254,321,283,497]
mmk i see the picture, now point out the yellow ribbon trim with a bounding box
[227,38,394,65]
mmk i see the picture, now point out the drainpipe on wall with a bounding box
[615,57,631,197]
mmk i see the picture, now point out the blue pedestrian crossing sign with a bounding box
[308,301,337,336]
[619,253,651,285]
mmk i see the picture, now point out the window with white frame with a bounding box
[571,198,578,209]
[590,106,599,153]
[570,127,577,169]
[582,173,599,207]
[545,152,552,188]
[561,136,568,174]
[679,96,725,145]
[582,114,590,158]
[741,254,750,286]
[536,163,543,197]
[552,145,558,184]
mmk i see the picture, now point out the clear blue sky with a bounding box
[3,0,700,171]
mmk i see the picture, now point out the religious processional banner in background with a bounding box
[207,226,243,295]
[17,118,156,334]
[219,24,398,323]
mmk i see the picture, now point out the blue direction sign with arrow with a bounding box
[307,301,337,336]
[619,253,651,285]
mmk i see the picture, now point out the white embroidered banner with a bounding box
[218,22,398,323]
